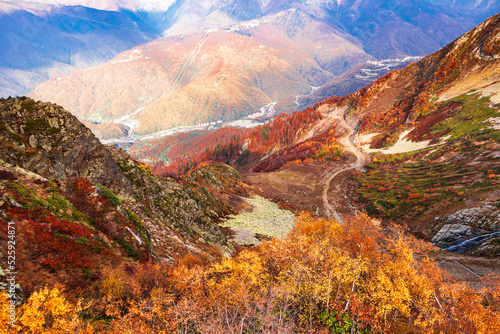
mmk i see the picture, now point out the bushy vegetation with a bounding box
[97,184,121,207]
[3,213,500,333]
[351,134,499,222]
[0,176,148,297]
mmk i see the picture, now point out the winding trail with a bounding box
[320,107,370,222]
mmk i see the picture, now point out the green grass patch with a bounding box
[118,238,141,259]
[21,100,37,111]
[432,94,500,140]
[97,185,121,207]
[24,118,50,133]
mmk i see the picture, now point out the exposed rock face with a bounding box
[109,147,233,257]
[0,97,130,191]
[431,203,500,256]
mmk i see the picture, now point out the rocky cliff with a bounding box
[0,97,130,191]
[0,97,236,268]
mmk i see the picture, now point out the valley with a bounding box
[134,12,500,260]
[10,0,498,139]
[238,104,500,287]
[1,2,500,333]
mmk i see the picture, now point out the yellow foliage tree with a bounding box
[17,286,85,333]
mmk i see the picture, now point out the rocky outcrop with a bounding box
[0,97,234,262]
[431,202,500,256]
[0,97,130,192]
[109,147,234,258]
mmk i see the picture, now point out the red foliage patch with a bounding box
[8,207,108,270]
[407,101,461,142]
[0,169,16,181]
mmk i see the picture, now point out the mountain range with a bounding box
[1,8,500,333]
[30,9,373,135]
[2,0,500,137]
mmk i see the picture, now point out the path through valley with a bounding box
[320,107,370,222]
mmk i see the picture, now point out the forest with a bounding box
[140,107,330,176]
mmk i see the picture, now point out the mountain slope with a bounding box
[133,13,500,256]
[307,13,500,255]
[30,10,372,135]
[18,0,500,139]
[0,4,164,97]
[0,97,240,269]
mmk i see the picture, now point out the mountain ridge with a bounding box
[0,96,243,268]
[3,0,499,138]
[1,10,500,332]
[30,9,373,136]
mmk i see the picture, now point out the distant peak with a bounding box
[1,0,176,12]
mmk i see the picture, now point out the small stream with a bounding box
[443,231,500,254]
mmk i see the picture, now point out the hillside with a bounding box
[1,99,500,332]
[132,13,500,258]
[3,196,500,332]
[30,9,371,136]
[3,11,500,333]
[0,96,249,283]
[22,1,500,139]
[0,4,162,97]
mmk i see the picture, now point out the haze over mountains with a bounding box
[0,3,162,97]
[30,9,373,135]
[3,0,500,137]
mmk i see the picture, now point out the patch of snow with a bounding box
[125,227,143,246]
[111,50,144,64]
[357,132,380,146]
[359,130,442,154]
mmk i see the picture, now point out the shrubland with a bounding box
[3,213,500,333]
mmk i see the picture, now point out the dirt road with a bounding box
[320,107,370,222]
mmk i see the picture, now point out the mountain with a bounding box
[12,0,499,138]
[3,12,500,333]
[337,13,500,256]
[0,4,165,97]
[131,13,500,257]
[30,9,372,136]
[0,96,245,279]
[325,0,500,59]
[2,100,500,334]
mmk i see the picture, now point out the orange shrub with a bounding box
[408,193,421,199]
